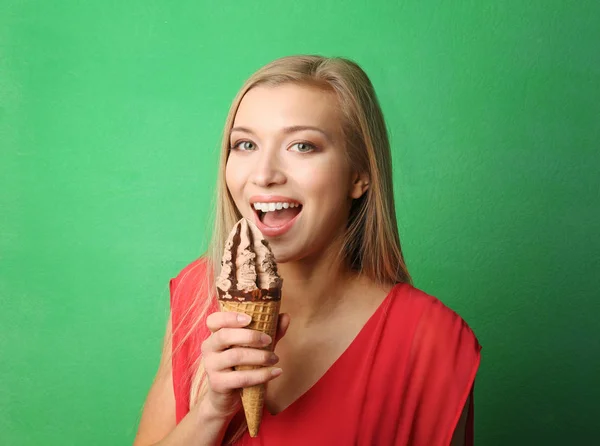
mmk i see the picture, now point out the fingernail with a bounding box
[261,334,272,345]
[268,354,279,364]
[237,314,251,324]
[271,367,283,377]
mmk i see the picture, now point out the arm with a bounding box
[133,317,234,446]
[134,312,290,446]
[450,396,470,446]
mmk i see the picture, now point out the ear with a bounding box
[350,172,370,199]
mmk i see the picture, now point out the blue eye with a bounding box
[290,142,316,153]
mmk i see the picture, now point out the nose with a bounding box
[249,147,287,188]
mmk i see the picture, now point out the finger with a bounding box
[211,367,283,393]
[206,311,252,333]
[209,347,279,371]
[274,313,291,345]
[203,328,272,354]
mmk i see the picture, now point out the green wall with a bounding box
[1,1,598,444]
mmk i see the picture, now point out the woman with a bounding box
[134,55,481,445]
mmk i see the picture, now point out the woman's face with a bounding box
[226,83,364,263]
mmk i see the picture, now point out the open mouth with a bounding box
[253,201,303,229]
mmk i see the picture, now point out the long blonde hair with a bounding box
[178,55,412,440]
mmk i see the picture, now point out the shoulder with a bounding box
[170,257,212,296]
[169,257,216,314]
[392,284,481,444]
[169,256,218,348]
[389,282,481,353]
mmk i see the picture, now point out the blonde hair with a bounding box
[177,55,411,441]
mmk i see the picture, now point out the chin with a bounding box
[268,240,308,265]
[269,246,294,264]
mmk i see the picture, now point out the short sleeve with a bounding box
[402,298,482,445]
[169,257,217,423]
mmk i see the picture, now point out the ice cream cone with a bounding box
[216,218,283,437]
[219,299,281,437]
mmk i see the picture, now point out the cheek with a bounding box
[225,158,243,197]
[297,161,351,202]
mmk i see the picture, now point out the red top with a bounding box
[170,259,482,446]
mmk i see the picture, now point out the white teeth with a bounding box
[252,201,301,212]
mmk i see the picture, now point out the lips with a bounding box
[250,195,303,237]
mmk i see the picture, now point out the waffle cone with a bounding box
[219,299,281,437]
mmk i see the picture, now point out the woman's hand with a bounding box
[201,311,291,419]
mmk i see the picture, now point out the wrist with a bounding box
[181,399,230,446]
[193,396,237,429]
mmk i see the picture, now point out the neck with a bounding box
[277,240,357,325]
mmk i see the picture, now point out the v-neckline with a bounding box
[264,283,402,418]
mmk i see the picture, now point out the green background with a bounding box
[1,1,599,444]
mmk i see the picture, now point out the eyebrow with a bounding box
[230,125,333,143]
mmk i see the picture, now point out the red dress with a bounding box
[170,259,482,446]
